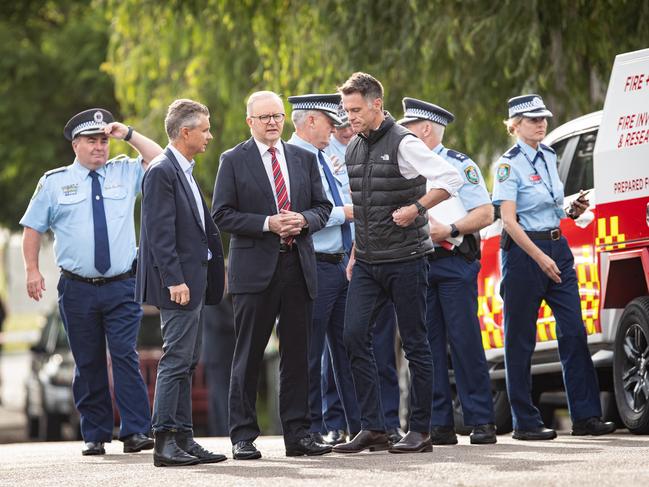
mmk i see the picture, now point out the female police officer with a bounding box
[492,94,616,440]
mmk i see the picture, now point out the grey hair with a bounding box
[165,99,209,141]
[291,110,318,128]
[504,115,523,136]
[246,91,283,116]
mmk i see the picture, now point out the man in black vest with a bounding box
[332,73,463,455]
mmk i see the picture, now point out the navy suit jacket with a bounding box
[136,147,225,310]
[212,138,332,299]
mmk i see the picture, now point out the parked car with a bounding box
[25,305,209,441]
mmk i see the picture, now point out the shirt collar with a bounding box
[73,159,106,179]
[517,139,542,163]
[287,132,318,155]
[168,144,195,173]
[329,135,346,153]
[254,138,284,159]
[432,143,445,155]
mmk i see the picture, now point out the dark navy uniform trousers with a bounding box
[501,237,601,430]
[321,302,401,433]
[57,275,151,442]
[426,254,494,427]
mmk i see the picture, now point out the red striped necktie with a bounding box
[268,146,293,246]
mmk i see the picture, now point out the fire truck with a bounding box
[472,48,649,434]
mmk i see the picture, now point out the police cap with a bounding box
[63,108,115,141]
[507,94,553,119]
[397,97,455,127]
[287,94,342,125]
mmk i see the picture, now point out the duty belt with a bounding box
[61,269,134,286]
[315,252,346,264]
[427,247,457,261]
[525,228,562,241]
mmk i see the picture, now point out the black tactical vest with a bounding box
[346,116,433,263]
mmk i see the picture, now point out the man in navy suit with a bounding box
[137,99,226,467]
[212,91,333,460]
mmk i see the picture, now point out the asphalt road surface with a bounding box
[1,433,648,487]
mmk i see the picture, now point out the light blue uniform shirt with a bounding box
[20,155,144,278]
[492,139,565,231]
[288,132,351,254]
[324,134,347,163]
[433,144,490,211]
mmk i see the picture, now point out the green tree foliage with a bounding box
[0,0,119,230]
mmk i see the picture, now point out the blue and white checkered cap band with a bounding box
[71,120,107,139]
[404,108,450,125]
[291,101,339,113]
[508,96,546,118]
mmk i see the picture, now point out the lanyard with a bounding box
[518,144,556,202]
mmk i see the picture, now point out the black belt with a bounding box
[427,247,457,261]
[315,252,345,264]
[61,269,134,286]
[279,243,296,253]
[525,228,562,241]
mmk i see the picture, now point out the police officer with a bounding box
[286,94,361,444]
[20,109,163,455]
[493,94,616,440]
[398,97,496,445]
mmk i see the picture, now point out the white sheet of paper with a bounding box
[427,196,467,246]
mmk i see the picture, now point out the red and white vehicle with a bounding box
[473,48,649,433]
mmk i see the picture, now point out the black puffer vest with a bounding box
[346,115,432,263]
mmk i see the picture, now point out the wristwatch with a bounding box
[414,201,427,216]
[124,125,134,142]
[449,223,460,238]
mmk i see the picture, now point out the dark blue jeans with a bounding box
[344,257,433,433]
[153,303,203,433]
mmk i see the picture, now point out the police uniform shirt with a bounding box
[288,132,351,254]
[492,139,565,231]
[324,134,347,164]
[20,156,144,278]
[431,143,490,211]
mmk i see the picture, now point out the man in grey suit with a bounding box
[212,91,332,460]
[137,99,226,467]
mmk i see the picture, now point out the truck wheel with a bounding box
[613,296,649,434]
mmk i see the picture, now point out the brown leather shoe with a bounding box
[332,430,390,453]
[388,431,433,454]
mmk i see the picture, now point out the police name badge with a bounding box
[496,163,511,182]
[529,174,542,184]
[464,166,480,185]
[61,183,79,196]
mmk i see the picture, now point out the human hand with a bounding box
[428,216,451,242]
[343,204,354,221]
[392,204,418,227]
[346,254,355,281]
[535,253,562,283]
[569,190,590,218]
[103,122,129,140]
[169,283,190,306]
[269,211,305,238]
[26,269,45,301]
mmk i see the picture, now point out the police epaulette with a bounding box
[540,143,556,154]
[106,154,129,164]
[502,145,520,159]
[44,166,67,177]
[446,149,468,161]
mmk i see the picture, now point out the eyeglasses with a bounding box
[250,113,285,124]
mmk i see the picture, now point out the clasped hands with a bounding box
[269,209,307,238]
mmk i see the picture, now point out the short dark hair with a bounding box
[339,72,384,102]
[165,99,209,140]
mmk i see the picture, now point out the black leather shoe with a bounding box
[470,423,497,445]
[512,427,557,441]
[176,432,226,464]
[153,431,200,467]
[232,440,262,460]
[571,417,617,436]
[332,430,390,453]
[122,433,154,453]
[310,432,326,444]
[82,441,105,456]
[430,425,458,445]
[388,431,432,454]
[386,428,404,445]
[286,435,333,457]
[323,429,347,445]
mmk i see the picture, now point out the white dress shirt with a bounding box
[253,139,292,232]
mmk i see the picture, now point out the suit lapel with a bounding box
[242,138,278,213]
[165,147,205,233]
[283,141,301,209]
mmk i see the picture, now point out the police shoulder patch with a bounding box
[540,143,556,154]
[446,149,468,162]
[496,163,511,182]
[502,145,520,159]
[464,165,480,184]
[44,166,67,177]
